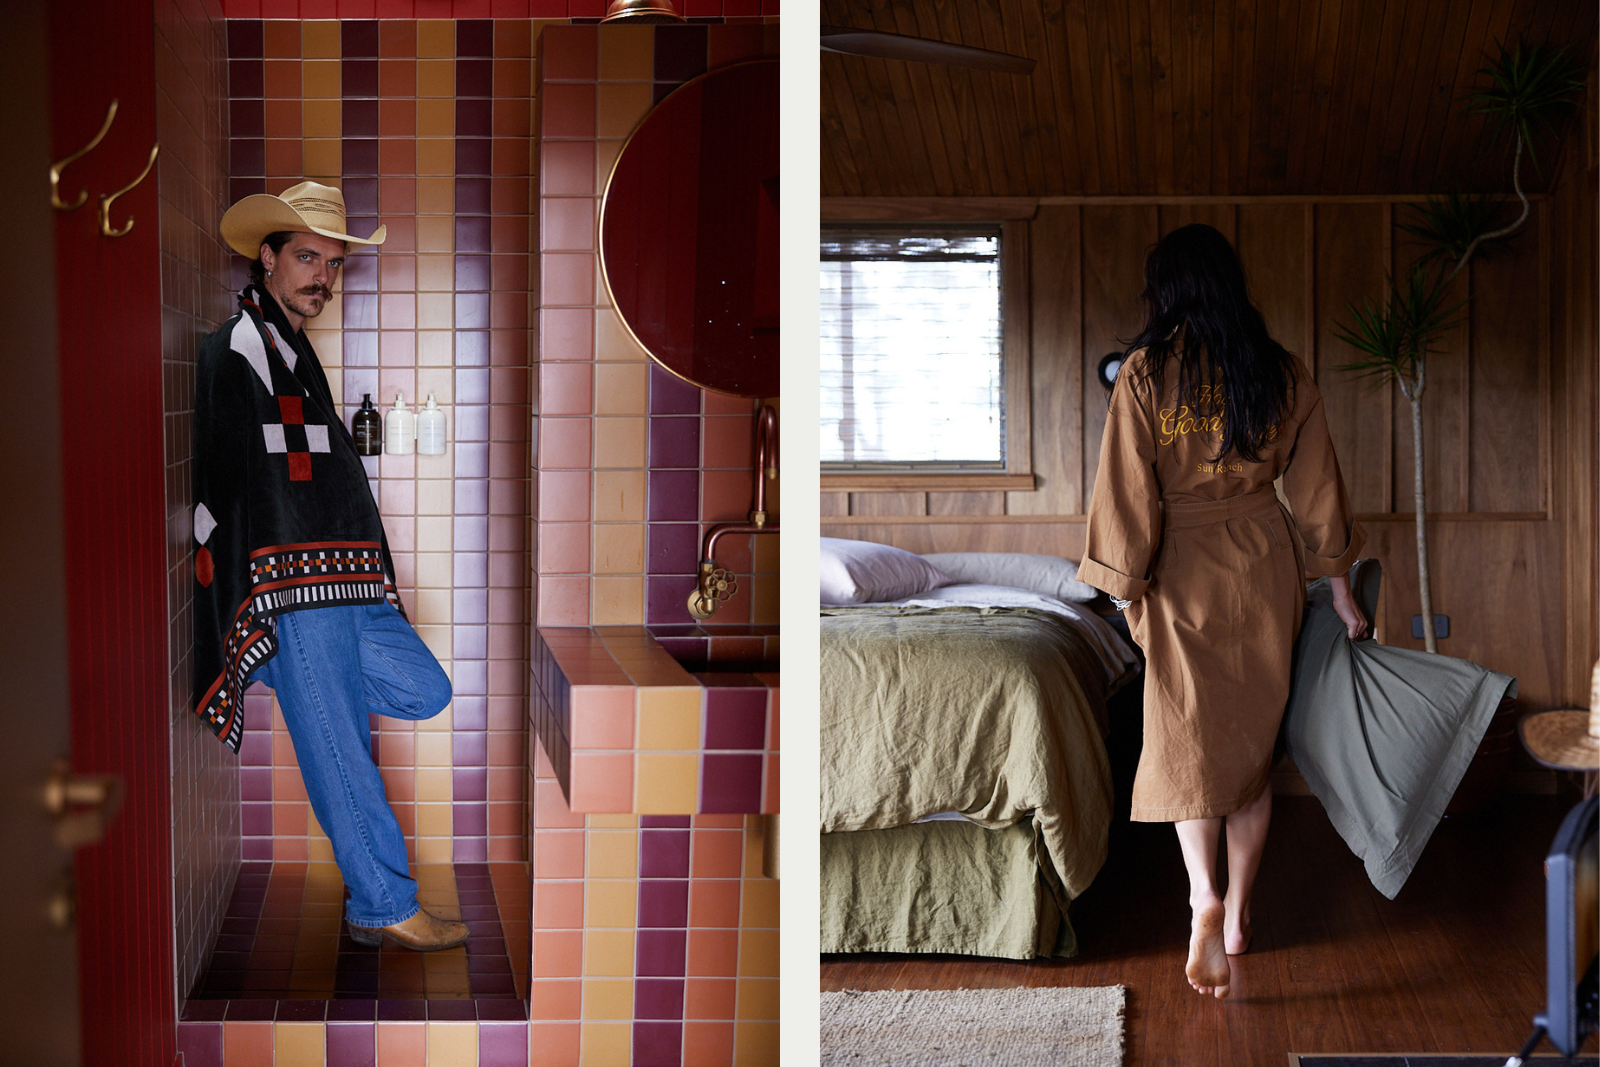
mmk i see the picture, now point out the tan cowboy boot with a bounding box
[347,907,469,951]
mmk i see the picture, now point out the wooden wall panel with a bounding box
[1313,201,1392,513]
[1080,205,1158,505]
[1237,203,1311,369]
[1469,203,1547,514]
[1012,204,1083,515]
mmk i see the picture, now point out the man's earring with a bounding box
[267,270,273,277]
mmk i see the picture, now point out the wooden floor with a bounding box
[822,778,1595,1065]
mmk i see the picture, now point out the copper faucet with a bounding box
[689,404,779,619]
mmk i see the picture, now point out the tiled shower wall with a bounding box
[534,24,780,630]
[225,16,537,871]
[158,0,244,1003]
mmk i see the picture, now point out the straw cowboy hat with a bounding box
[1518,660,1600,772]
[219,180,386,259]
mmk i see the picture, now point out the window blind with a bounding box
[820,226,1004,467]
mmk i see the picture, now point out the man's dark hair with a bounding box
[248,230,298,286]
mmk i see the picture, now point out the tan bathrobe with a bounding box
[1079,350,1364,822]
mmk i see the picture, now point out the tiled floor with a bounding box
[191,860,530,1002]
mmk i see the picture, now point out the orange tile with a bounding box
[570,686,634,749]
[592,418,645,469]
[494,97,533,138]
[592,362,647,415]
[597,24,653,81]
[263,99,301,138]
[273,802,308,837]
[692,830,744,879]
[689,878,742,928]
[684,1021,736,1067]
[540,362,593,415]
[685,978,738,1020]
[417,57,454,97]
[378,98,416,136]
[376,1021,427,1067]
[301,20,340,58]
[733,1020,779,1064]
[534,929,584,977]
[703,470,754,522]
[222,1021,274,1067]
[533,829,585,879]
[534,879,586,930]
[273,767,308,802]
[380,58,417,97]
[738,928,779,977]
[596,82,653,140]
[496,18,533,57]
[416,138,455,176]
[568,752,633,812]
[263,19,300,57]
[687,928,740,977]
[704,391,754,417]
[487,801,524,837]
[703,416,754,470]
[302,59,340,99]
[264,138,303,177]
[381,177,417,214]
[542,25,597,81]
[379,19,415,57]
[488,733,524,769]
[529,1021,581,1067]
[592,471,645,523]
[531,979,582,1021]
[494,59,533,99]
[416,177,454,214]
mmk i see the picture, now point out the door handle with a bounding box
[43,759,123,849]
[99,143,159,238]
[50,98,118,212]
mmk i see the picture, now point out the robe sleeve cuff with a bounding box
[1077,556,1150,601]
[1302,520,1367,578]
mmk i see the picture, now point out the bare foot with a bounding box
[1186,900,1231,998]
[1224,901,1252,956]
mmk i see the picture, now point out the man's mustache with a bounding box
[299,285,331,300]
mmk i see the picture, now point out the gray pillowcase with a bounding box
[919,552,1099,603]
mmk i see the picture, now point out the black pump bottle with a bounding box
[353,394,381,456]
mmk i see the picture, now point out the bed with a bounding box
[820,547,1139,959]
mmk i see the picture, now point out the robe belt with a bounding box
[1160,484,1282,529]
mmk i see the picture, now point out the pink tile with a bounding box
[540,253,595,307]
[537,471,590,522]
[538,417,592,469]
[703,391,753,417]
[537,575,589,625]
[541,140,596,196]
[379,479,416,515]
[540,198,596,252]
[538,523,589,574]
[701,470,752,522]
[567,752,633,812]
[380,293,416,330]
[539,363,593,415]
[540,307,593,361]
[570,686,634,749]
[379,452,415,479]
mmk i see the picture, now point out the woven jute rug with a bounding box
[820,986,1127,1067]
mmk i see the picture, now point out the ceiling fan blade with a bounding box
[821,26,1036,75]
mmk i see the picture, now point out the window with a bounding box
[819,223,1031,489]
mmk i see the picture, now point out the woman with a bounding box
[1078,224,1369,998]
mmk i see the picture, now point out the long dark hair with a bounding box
[1125,223,1296,463]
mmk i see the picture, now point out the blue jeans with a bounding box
[252,602,452,927]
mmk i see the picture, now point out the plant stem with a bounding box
[1410,378,1437,655]
[1446,132,1529,287]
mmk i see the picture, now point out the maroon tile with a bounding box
[649,364,701,415]
[230,139,265,176]
[242,838,273,861]
[456,19,494,56]
[376,999,425,1020]
[653,25,707,82]
[469,972,517,995]
[703,688,766,749]
[635,929,687,977]
[277,1000,326,1021]
[468,954,512,975]
[456,216,492,254]
[228,19,263,58]
[647,576,699,626]
[342,139,379,176]
[478,1021,530,1067]
[634,978,685,1020]
[342,99,379,137]
[478,1000,528,1021]
[181,999,229,1021]
[633,1020,684,1067]
[641,815,691,829]
[648,471,698,522]
[326,1000,377,1020]
[427,999,477,1021]
[341,20,380,57]
[343,293,379,330]
[231,99,264,138]
[325,1021,376,1067]
[457,58,493,96]
[230,59,264,98]
[230,177,267,204]
[456,99,493,138]
[241,802,273,836]
[225,999,278,1021]
[649,416,701,469]
[638,879,689,928]
[176,1021,222,1067]
[241,767,272,801]
[639,829,691,878]
[456,177,492,214]
[700,753,762,813]
[456,139,493,176]
[453,803,488,836]
[343,255,378,292]
[342,59,379,97]
[453,731,489,766]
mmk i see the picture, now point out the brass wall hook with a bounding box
[50,99,118,212]
[98,143,159,238]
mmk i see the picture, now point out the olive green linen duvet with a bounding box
[820,606,1118,958]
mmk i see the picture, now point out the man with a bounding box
[193,181,466,951]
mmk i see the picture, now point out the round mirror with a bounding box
[600,59,779,398]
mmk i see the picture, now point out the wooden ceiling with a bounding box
[821,0,1597,197]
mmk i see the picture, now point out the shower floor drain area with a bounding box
[190,859,530,1001]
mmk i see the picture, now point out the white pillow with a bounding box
[820,538,951,605]
[919,552,1099,603]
